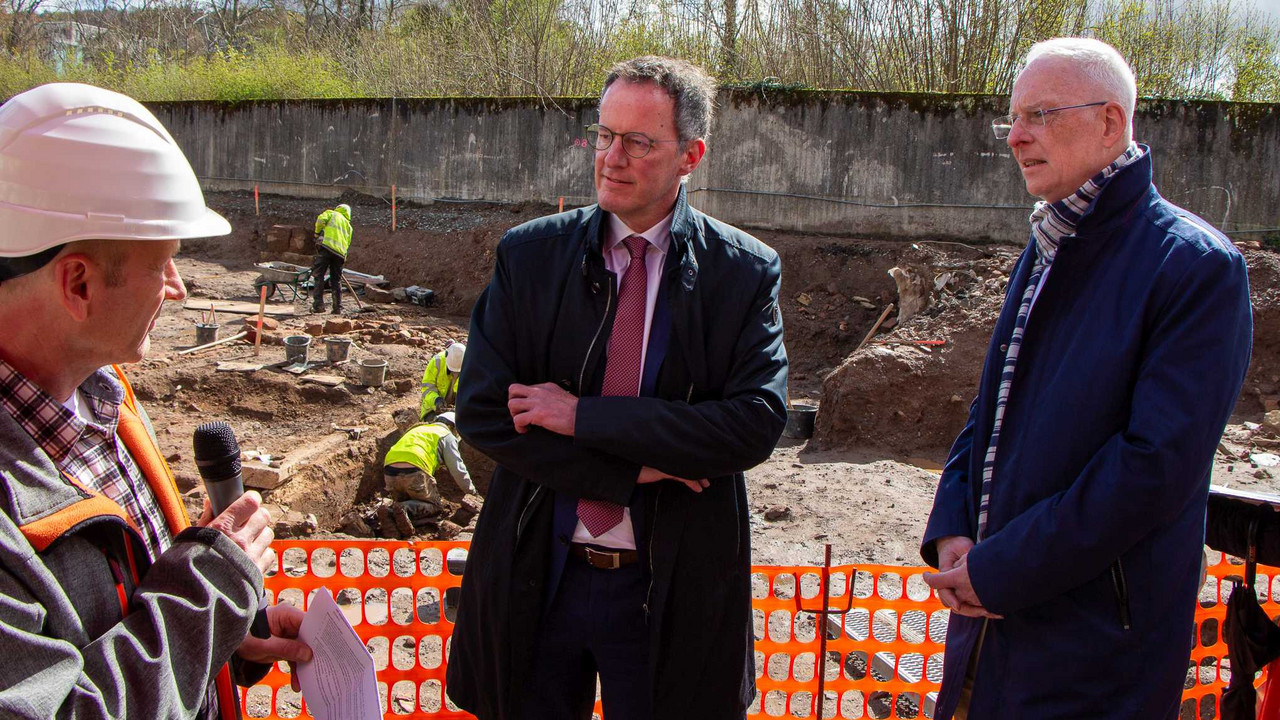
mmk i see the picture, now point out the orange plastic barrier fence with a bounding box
[242,542,1272,719]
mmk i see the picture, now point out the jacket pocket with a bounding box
[515,485,546,546]
[1110,559,1132,631]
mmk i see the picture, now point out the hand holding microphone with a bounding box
[193,422,274,570]
[193,422,274,639]
[193,421,247,518]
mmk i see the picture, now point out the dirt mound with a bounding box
[815,244,1280,456]
[758,236,902,398]
[1239,249,1280,416]
[814,243,1021,454]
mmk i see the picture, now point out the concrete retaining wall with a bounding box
[149,91,1280,241]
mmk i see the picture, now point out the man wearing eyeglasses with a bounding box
[445,56,788,720]
[920,38,1252,719]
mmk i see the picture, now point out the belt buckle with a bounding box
[585,547,620,570]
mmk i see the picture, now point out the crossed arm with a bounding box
[456,241,787,504]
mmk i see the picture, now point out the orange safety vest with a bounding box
[16,365,241,720]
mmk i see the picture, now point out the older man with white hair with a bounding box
[921,38,1253,719]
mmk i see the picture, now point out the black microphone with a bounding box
[192,421,271,640]
[193,421,244,517]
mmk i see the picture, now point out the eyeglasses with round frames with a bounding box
[585,123,682,158]
[991,101,1108,139]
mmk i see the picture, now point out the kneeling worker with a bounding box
[419,341,465,420]
[384,412,477,506]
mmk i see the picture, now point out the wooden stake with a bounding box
[253,285,268,357]
[342,274,364,310]
[391,184,397,232]
[816,543,832,720]
[254,184,259,215]
[854,303,895,355]
[179,331,248,355]
[558,196,564,213]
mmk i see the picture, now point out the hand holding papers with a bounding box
[296,588,382,720]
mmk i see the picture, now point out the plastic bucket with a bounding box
[283,335,311,365]
[783,402,818,439]
[194,323,219,346]
[324,336,352,364]
[359,358,388,387]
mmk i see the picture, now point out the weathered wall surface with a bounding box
[149,91,1280,241]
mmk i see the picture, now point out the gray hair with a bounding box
[602,56,717,143]
[1023,37,1137,140]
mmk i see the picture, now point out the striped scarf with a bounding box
[976,142,1146,539]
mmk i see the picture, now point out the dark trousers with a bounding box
[310,246,345,311]
[520,553,651,720]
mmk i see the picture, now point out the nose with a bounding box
[164,259,187,302]
[1006,118,1032,148]
[603,136,630,167]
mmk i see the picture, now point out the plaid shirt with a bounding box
[0,359,171,560]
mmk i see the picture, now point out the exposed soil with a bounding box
[133,189,1280,569]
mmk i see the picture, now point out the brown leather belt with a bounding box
[569,543,638,570]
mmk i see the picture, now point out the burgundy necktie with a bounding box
[577,235,648,537]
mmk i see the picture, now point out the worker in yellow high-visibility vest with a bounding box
[420,342,464,420]
[311,203,352,314]
[383,412,476,505]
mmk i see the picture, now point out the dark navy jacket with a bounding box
[447,185,789,720]
[922,150,1253,719]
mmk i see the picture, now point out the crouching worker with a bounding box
[384,412,478,522]
[0,83,311,718]
[419,341,465,420]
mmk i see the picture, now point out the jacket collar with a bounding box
[584,184,700,291]
[1075,144,1155,236]
[0,397,88,527]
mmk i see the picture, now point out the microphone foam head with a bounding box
[193,421,240,479]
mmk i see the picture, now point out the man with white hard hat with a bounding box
[419,340,465,420]
[0,83,311,718]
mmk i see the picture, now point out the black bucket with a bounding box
[194,323,219,346]
[783,402,818,439]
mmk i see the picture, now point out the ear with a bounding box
[1100,102,1128,150]
[677,138,707,177]
[52,253,97,323]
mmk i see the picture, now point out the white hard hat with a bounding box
[445,342,466,372]
[0,83,230,258]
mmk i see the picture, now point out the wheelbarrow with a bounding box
[253,261,312,301]
[255,262,384,304]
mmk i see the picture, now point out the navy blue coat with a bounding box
[921,151,1253,719]
[447,186,789,720]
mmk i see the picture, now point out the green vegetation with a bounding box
[2,0,1278,102]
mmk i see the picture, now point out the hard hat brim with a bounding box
[0,204,231,258]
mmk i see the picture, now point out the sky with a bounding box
[1255,0,1280,18]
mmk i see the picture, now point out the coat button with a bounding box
[1000,343,1009,352]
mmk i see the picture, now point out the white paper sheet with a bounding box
[296,587,383,720]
